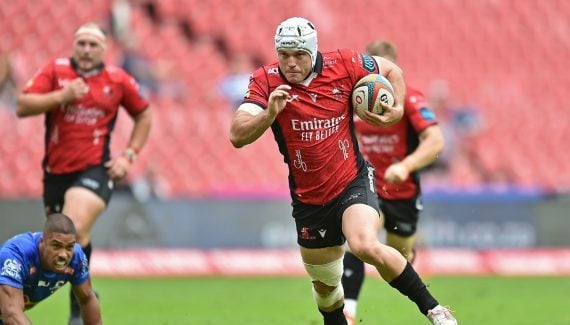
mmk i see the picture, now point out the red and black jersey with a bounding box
[23,58,149,174]
[245,49,379,205]
[355,87,438,200]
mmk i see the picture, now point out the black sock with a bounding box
[389,262,438,315]
[319,305,347,325]
[82,242,93,264]
[342,252,365,300]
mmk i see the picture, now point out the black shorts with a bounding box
[380,195,422,237]
[292,163,380,249]
[43,165,114,215]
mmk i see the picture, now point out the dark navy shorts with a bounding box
[292,163,380,249]
[380,195,422,237]
[43,165,114,215]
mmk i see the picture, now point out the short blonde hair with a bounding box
[74,22,107,48]
[365,40,397,62]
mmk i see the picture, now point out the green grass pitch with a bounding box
[27,276,570,324]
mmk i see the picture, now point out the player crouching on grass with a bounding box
[0,213,101,325]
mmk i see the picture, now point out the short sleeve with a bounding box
[0,245,26,289]
[23,61,56,94]
[69,246,90,286]
[338,49,379,85]
[405,90,438,133]
[121,73,149,116]
[243,67,270,109]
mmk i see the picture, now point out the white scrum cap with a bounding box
[274,17,318,68]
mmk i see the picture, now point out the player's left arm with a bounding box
[362,56,404,127]
[72,279,102,325]
[384,124,445,184]
[126,106,152,154]
[0,284,31,325]
[374,56,405,108]
[104,106,152,181]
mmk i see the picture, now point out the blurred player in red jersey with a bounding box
[16,22,152,324]
[341,40,445,325]
[230,18,456,325]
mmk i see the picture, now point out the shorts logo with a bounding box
[80,178,100,190]
[1,259,23,280]
[367,166,376,193]
[361,54,376,73]
[300,227,316,240]
[318,229,327,238]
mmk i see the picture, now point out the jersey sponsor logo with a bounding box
[367,166,376,193]
[267,67,279,75]
[39,280,67,294]
[419,107,436,121]
[1,259,23,280]
[360,134,399,153]
[63,105,106,126]
[293,150,308,172]
[361,54,376,72]
[338,139,350,160]
[57,78,74,88]
[323,57,337,68]
[79,256,89,278]
[292,114,346,142]
[38,280,51,287]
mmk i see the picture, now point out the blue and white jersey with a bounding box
[0,232,89,310]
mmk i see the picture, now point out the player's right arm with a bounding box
[0,284,31,325]
[16,78,88,118]
[230,84,291,148]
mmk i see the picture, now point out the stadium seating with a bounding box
[0,0,568,198]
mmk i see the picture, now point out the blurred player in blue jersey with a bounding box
[0,213,101,325]
[342,39,446,325]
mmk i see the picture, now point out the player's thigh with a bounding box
[62,187,106,231]
[342,203,381,246]
[300,245,344,265]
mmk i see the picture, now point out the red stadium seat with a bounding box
[1,0,569,197]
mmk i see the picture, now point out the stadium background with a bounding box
[1,0,569,323]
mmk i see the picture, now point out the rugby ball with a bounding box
[351,74,395,115]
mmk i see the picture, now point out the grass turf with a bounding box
[27,275,570,324]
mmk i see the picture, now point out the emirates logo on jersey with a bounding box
[292,114,346,142]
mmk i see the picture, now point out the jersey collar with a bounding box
[70,57,105,78]
[313,51,323,74]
